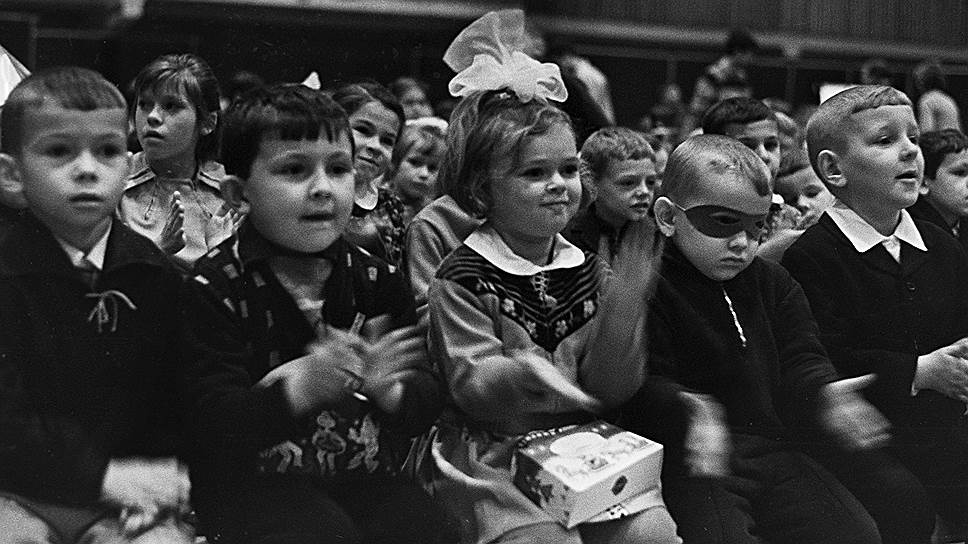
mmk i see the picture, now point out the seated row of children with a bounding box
[2,15,968,544]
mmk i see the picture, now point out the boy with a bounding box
[181,84,445,543]
[702,96,781,183]
[564,126,658,265]
[909,128,968,251]
[0,68,191,542]
[783,85,968,543]
[623,135,891,544]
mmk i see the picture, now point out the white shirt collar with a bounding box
[464,223,585,276]
[55,224,112,271]
[826,200,927,254]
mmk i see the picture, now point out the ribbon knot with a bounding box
[86,290,138,333]
[443,9,568,103]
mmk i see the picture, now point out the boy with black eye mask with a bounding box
[621,134,890,544]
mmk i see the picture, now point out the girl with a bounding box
[333,81,408,265]
[387,122,445,225]
[119,53,239,270]
[426,12,679,542]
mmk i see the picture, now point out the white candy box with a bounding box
[512,421,664,528]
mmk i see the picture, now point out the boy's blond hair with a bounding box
[661,134,771,203]
[805,85,912,181]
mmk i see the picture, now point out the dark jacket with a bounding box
[0,214,184,505]
[907,197,968,252]
[627,242,840,461]
[181,224,442,538]
[781,212,968,444]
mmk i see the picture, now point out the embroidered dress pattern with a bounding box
[438,246,599,354]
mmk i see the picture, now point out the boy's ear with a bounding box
[0,153,28,209]
[816,150,846,189]
[652,196,677,237]
[219,175,248,209]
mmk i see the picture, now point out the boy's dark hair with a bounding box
[661,134,771,202]
[439,90,575,218]
[806,85,912,179]
[702,96,777,136]
[331,81,405,134]
[913,60,948,94]
[131,53,222,162]
[220,84,352,180]
[919,129,968,180]
[579,127,655,190]
[1,66,126,155]
[224,70,265,103]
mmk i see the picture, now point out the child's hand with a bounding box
[818,374,892,451]
[261,334,369,416]
[205,201,245,249]
[504,350,604,414]
[680,392,731,477]
[101,457,190,528]
[611,218,664,295]
[160,191,186,255]
[357,323,430,413]
[914,338,968,402]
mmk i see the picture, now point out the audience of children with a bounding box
[333,81,408,265]
[4,8,968,543]
[909,128,968,250]
[118,53,240,270]
[622,134,889,544]
[0,67,191,543]
[180,83,446,543]
[386,122,445,225]
[782,84,968,544]
[564,126,659,268]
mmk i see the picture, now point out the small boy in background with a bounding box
[0,67,191,542]
[182,84,445,543]
[909,128,968,251]
[564,126,658,266]
[622,134,890,544]
[783,85,968,543]
[702,96,781,182]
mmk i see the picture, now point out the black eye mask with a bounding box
[675,203,768,238]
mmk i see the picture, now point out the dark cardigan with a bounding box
[907,197,968,252]
[0,214,184,505]
[782,212,968,444]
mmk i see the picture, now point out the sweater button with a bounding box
[905,282,916,292]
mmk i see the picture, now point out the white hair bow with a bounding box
[443,10,567,103]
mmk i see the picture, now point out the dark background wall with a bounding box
[2,0,967,127]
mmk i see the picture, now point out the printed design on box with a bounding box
[513,421,664,528]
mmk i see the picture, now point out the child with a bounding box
[333,81,408,265]
[564,126,658,267]
[426,12,679,542]
[0,67,191,542]
[118,53,239,270]
[181,83,445,543]
[782,85,968,543]
[909,128,968,250]
[387,122,445,225]
[702,96,781,183]
[626,134,890,544]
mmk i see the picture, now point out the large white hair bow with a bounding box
[443,10,568,103]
